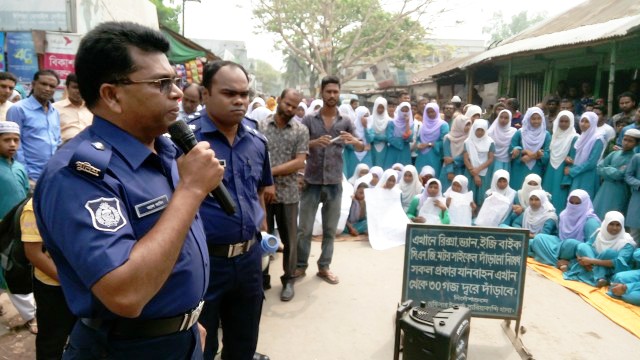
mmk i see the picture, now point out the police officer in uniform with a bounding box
[33,22,224,359]
[192,60,272,360]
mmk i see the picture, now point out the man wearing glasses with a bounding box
[33,21,224,359]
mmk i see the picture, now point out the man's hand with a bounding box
[311,135,332,148]
[198,323,207,351]
[177,142,224,199]
[511,149,520,159]
[340,131,358,145]
[263,185,276,204]
[412,216,426,223]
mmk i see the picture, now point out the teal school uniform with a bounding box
[593,149,634,218]
[509,130,551,193]
[415,123,449,179]
[383,122,412,169]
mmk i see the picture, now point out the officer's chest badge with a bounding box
[75,161,100,177]
[84,197,127,232]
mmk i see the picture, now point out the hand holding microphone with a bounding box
[169,120,237,215]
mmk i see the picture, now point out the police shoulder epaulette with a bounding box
[186,111,203,126]
[68,140,112,179]
[245,125,268,143]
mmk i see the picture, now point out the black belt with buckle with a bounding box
[80,300,204,339]
[208,239,256,258]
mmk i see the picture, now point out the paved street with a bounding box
[258,240,640,360]
[2,239,640,359]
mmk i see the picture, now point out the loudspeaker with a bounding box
[394,300,471,360]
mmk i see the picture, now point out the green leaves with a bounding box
[254,0,429,85]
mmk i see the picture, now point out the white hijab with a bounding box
[445,115,471,158]
[371,97,390,135]
[522,190,558,235]
[349,163,370,186]
[354,106,371,142]
[574,112,604,165]
[369,166,383,182]
[398,165,424,211]
[293,102,308,122]
[339,104,356,124]
[517,173,542,208]
[520,107,547,170]
[549,110,578,169]
[376,169,398,189]
[250,106,272,123]
[444,175,469,197]
[419,178,446,209]
[487,109,516,162]
[488,169,516,202]
[464,105,482,120]
[464,119,494,176]
[246,97,265,118]
[306,99,323,115]
[594,211,636,253]
[419,165,436,178]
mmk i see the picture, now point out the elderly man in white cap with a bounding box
[451,95,463,117]
[0,120,37,335]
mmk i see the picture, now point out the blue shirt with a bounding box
[0,157,29,219]
[193,113,273,245]
[34,117,209,319]
[6,95,61,181]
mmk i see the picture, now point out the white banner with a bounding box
[364,188,408,250]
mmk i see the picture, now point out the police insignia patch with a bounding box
[85,197,127,232]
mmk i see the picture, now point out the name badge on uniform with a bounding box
[85,198,127,232]
[134,195,169,218]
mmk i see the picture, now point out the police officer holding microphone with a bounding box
[34,22,223,359]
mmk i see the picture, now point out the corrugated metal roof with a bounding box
[411,53,479,82]
[504,0,640,43]
[427,0,640,77]
[460,14,640,68]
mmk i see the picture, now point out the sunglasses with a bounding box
[113,76,184,95]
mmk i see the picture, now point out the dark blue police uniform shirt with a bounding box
[33,116,209,319]
[192,113,273,245]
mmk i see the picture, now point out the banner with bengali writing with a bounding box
[402,224,529,319]
[6,32,38,82]
[0,33,5,71]
[44,32,81,81]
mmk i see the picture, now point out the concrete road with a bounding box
[2,239,639,359]
[258,240,640,360]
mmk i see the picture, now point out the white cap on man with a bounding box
[451,95,462,103]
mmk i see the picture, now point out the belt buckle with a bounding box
[228,242,244,258]
[180,300,204,331]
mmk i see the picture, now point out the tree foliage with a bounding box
[252,59,283,96]
[483,10,547,45]
[253,0,431,87]
[149,0,182,33]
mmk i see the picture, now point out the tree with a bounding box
[252,59,283,96]
[253,0,430,89]
[483,10,547,45]
[149,0,181,33]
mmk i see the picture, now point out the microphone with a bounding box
[168,120,237,215]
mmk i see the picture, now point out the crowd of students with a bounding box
[325,92,640,307]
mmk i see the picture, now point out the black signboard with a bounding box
[402,224,529,320]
